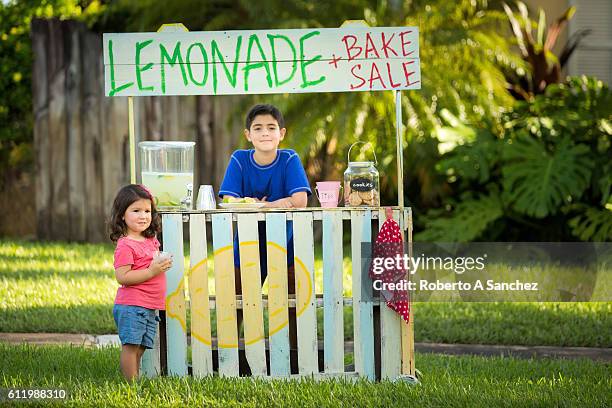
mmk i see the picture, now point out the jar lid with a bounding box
[348,161,375,167]
[139,141,195,149]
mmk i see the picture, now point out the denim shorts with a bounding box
[113,304,160,349]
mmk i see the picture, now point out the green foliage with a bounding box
[418,76,612,242]
[502,135,592,218]
[436,125,501,185]
[417,190,503,242]
[569,206,612,242]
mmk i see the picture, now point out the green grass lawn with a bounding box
[1,344,609,407]
[1,239,610,347]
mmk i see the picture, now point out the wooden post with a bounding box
[395,90,404,208]
[128,96,136,183]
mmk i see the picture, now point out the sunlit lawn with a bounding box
[1,343,610,407]
[1,239,610,347]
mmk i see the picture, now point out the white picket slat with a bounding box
[322,211,344,373]
[140,326,161,377]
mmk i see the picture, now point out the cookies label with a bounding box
[350,177,375,192]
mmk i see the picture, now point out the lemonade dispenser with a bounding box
[139,141,195,210]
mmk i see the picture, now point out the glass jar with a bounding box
[139,141,195,210]
[344,142,380,207]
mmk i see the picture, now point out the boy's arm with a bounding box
[264,191,307,208]
[114,258,171,286]
[219,153,243,198]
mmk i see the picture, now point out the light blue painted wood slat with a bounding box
[189,214,213,377]
[162,213,188,376]
[266,213,291,377]
[140,325,161,377]
[236,214,267,377]
[211,213,240,377]
[378,208,402,380]
[351,209,375,380]
[322,210,344,373]
[292,212,318,375]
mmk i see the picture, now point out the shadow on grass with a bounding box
[0,268,111,280]
[0,304,116,334]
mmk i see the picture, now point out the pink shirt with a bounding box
[113,236,166,310]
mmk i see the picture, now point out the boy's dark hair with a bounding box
[245,104,285,130]
[109,184,161,242]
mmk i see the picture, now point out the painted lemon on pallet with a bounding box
[166,242,312,348]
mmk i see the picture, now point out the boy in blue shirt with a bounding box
[219,104,311,358]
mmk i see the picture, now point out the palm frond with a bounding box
[415,191,503,242]
[502,135,593,218]
[569,206,612,241]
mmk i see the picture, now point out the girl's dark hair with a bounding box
[245,104,284,130]
[109,184,161,242]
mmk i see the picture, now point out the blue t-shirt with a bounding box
[219,149,312,274]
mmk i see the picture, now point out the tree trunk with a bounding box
[31,18,242,242]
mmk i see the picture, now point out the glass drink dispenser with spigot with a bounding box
[139,141,195,210]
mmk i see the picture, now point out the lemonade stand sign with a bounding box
[104,22,419,381]
[104,26,420,96]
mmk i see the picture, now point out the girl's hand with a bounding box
[150,257,173,276]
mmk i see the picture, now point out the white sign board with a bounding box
[103,27,420,96]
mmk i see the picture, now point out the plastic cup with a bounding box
[196,185,217,210]
[154,251,172,262]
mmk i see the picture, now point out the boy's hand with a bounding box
[256,196,267,203]
[263,192,306,208]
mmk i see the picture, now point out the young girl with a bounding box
[109,184,172,381]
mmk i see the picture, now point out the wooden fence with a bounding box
[30,18,242,242]
[143,207,414,380]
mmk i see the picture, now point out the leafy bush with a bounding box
[417,76,612,242]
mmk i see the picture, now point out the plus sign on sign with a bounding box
[104,27,420,96]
